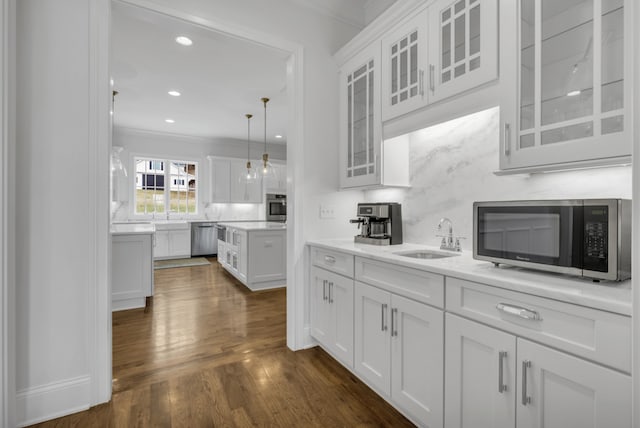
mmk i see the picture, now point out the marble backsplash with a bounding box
[366,107,632,250]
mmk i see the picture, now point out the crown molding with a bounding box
[334,0,426,64]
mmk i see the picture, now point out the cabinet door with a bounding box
[266,163,286,193]
[354,281,391,396]
[502,0,631,172]
[339,44,382,189]
[427,0,498,103]
[247,231,286,283]
[381,9,428,120]
[444,314,516,428]
[391,294,444,428]
[209,158,231,203]
[169,229,190,258]
[328,272,354,368]
[154,230,169,259]
[236,230,247,281]
[516,338,631,428]
[230,161,263,203]
[310,266,332,346]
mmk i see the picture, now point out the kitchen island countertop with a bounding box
[218,221,286,231]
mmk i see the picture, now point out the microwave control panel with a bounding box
[583,206,608,271]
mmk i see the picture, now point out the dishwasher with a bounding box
[190,222,217,256]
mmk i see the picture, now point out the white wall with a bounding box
[14,0,111,425]
[112,126,286,221]
[366,107,632,248]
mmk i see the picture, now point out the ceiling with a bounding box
[111,3,290,145]
[111,1,395,145]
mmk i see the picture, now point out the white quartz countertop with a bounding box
[218,221,287,231]
[307,239,631,316]
[110,223,156,235]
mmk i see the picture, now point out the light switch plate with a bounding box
[319,205,335,219]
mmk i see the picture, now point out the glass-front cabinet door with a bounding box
[339,43,381,189]
[427,0,499,103]
[501,0,631,172]
[381,10,427,121]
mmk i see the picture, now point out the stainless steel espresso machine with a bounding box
[350,203,403,245]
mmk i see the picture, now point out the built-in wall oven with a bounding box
[266,193,286,222]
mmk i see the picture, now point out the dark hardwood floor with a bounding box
[31,258,414,427]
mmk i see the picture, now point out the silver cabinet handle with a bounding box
[498,351,507,393]
[419,69,425,97]
[328,282,334,304]
[322,280,327,301]
[324,255,336,264]
[429,64,435,92]
[496,303,542,321]
[381,303,388,331]
[522,360,532,405]
[391,308,398,337]
[504,123,511,156]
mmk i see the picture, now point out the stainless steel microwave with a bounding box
[473,199,631,281]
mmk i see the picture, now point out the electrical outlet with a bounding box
[319,205,336,219]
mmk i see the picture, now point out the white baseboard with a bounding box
[16,376,91,427]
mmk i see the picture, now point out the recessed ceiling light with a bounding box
[275,134,283,139]
[168,90,181,97]
[165,119,175,123]
[175,36,193,46]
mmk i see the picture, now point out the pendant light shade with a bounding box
[259,97,277,179]
[241,113,258,183]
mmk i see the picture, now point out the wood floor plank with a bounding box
[29,258,414,427]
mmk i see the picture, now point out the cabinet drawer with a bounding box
[311,247,354,278]
[446,277,631,373]
[355,257,444,308]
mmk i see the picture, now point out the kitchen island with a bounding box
[218,222,286,291]
[111,223,155,311]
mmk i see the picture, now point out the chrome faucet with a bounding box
[437,217,462,252]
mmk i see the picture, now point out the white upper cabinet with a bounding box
[427,0,499,103]
[500,0,631,173]
[380,0,499,122]
[208,156,262,204]
[339,43,382,188]
[381,10,428,120]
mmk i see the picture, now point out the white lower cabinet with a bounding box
[516,338,631,428]
[310,266,354,368]
[445,313,517,428]
[153,229,191,260]
[112,232,154,311]
[354,281,444,428]
[445,315,632,428]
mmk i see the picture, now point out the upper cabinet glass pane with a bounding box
[520,0,535,132]
[601,1,623,114]
[540,0,593,127]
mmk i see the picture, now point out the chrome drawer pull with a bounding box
[324,255,336,264]
[322,280,327,301]
[522,360,532,406]
[496,303,542,321]
[498,351,507,393]
[391,308,398,337]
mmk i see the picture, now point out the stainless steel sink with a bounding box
[393,250,460,259]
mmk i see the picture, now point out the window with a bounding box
[135,157,198,215]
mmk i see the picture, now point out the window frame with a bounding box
[132,155,199,218]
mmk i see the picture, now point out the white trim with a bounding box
[15,376,92,427]
[632,0,639,424]
[1,0,15,426]
[88,0,112,406]
[333,0,425,65]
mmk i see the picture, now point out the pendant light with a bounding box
[259,97,277,179]
[241,113,258,183]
